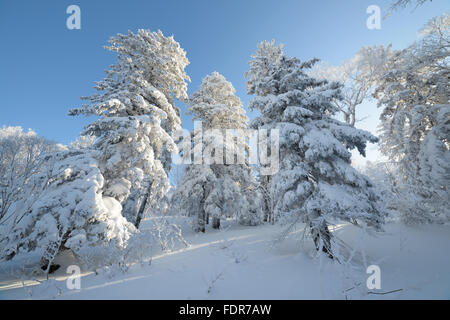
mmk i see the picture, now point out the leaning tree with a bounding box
[70,30,190,228]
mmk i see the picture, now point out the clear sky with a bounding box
[0,0,448,166]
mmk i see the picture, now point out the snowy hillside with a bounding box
[1,218,449,300]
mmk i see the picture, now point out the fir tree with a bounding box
[172,72,262,232]
[246,41,385,257]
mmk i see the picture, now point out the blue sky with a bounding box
[0,0,448,160]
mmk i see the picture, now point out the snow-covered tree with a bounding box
[245,40,285,224]
[361,161,398,213]
[171,161,215,232]
[69,29,190,228]
[310,45,394,127]
[246,41,385,257]
[172,72,263,232]
[374,14,449,223]
[189,72,259,229]
[0,148,135,273]
[0,127,62,224]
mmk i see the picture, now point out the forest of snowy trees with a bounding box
[0,11,448,283]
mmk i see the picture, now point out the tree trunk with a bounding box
[135,186,151,229]
[310,219,333,259]
[212,217,220,229]
[263,199,269,222]
[195,184,207,233]
[195,210,206,233]
[262,176,272,222]
[40,258,60,274]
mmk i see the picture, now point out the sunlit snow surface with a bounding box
[1,218,449,299]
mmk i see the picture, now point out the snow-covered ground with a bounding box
[1,219,449,300]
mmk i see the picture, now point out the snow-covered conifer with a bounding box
[0,148,135,272]
[246,41,385,256]
[172,72,262,231]
[69,30,190,227]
